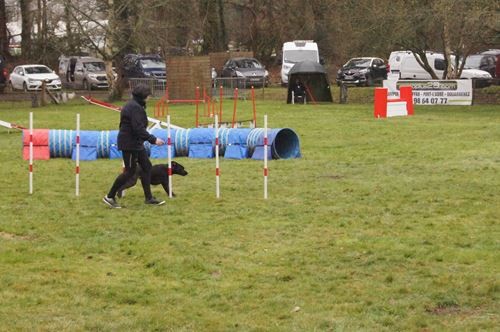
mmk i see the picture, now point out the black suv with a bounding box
[463,54,497,78]
[0,55,7,93]
[122,54,167,82]
[336,57,388,86]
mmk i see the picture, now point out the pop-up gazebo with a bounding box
[287,60,333,103]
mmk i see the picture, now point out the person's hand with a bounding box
[156,138,165,146]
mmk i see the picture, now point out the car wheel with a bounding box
[23,82,28,92]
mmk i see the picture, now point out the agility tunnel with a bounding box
[22,127,301,160]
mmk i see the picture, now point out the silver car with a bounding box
[59,56,110,90]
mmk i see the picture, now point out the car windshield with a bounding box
[84,62,106,72]
[234,59,262,69]
[139,58,166,69]
[283,50,318,63]
[344,59,371,69]
[25,66,52,74]
[463,56,482,68]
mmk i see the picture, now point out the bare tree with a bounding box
[199,0,227,53]
[384,0,498,79]
[62,0,140,100]
[138,0,201,57]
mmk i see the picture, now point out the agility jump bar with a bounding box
[81,95,184,130]
[0,119,26,130]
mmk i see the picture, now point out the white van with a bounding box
[389,51,492,81]
[281,40,320,85]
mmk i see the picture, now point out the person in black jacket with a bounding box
[103,84,165,208]
[292,78,306,104]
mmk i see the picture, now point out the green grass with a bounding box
[0,96,499,331]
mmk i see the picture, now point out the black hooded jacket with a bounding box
[117,92,157,151]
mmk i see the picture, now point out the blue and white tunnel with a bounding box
[45,127,301,161]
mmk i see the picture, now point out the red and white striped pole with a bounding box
[195,86,200,127]
[219,85,223,121]
[75,114,80,196]
[167,114,173,198]
[232,88,238,128]
[29,112,33,194]
[215,114,220,198]
[264,114,268,199]
[251,86,257,127]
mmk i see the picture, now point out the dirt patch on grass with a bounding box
[321,174,343,180]
[425,305,486,318]
[426,305,461,315]
[0,231,31,240]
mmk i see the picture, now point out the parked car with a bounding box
[59,56,110,89]
[480,49,500,82]
[220,57,269,88]
[336,57,388,86]
[462,54,497,78]
[9,64,62,91]
[0,55,7,93]
[122,54,166,82]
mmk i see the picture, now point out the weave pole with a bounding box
[215,114,220,198]
[167,115,173,198]
[75,113,80,196]
[232,88,238,128]
[264,114,268,199]
[251,86,257,127]
[195,86,200,127]
[219,85,223,122]
[29,112,33,194]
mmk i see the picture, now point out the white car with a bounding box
[9,64,62,91]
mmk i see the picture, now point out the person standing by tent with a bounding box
[103,84,165,208]
[292,78,306,104]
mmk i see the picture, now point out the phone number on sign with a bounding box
[413,97,448,104]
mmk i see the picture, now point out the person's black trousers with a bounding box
[107,149,153,199]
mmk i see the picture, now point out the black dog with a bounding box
[117,161,188,198]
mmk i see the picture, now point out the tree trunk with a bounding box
[42,0,47,48]
[107,0,137,101]
[0,0,9,57]
[106,0,121,100]
[216,0,227,50]
[35,0,48,62]
[37,0,41,42]
[63,1,73,54]
[200,0,226,53]
[442,22,455,79]
[20,0,33,59]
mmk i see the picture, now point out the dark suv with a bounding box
[122,54,167,82]
[336,57,388,86]
[0,55,7,93]
[480,49,500,83]
[463,54,497,78]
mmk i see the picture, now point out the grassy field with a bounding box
[0,94,499,331]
